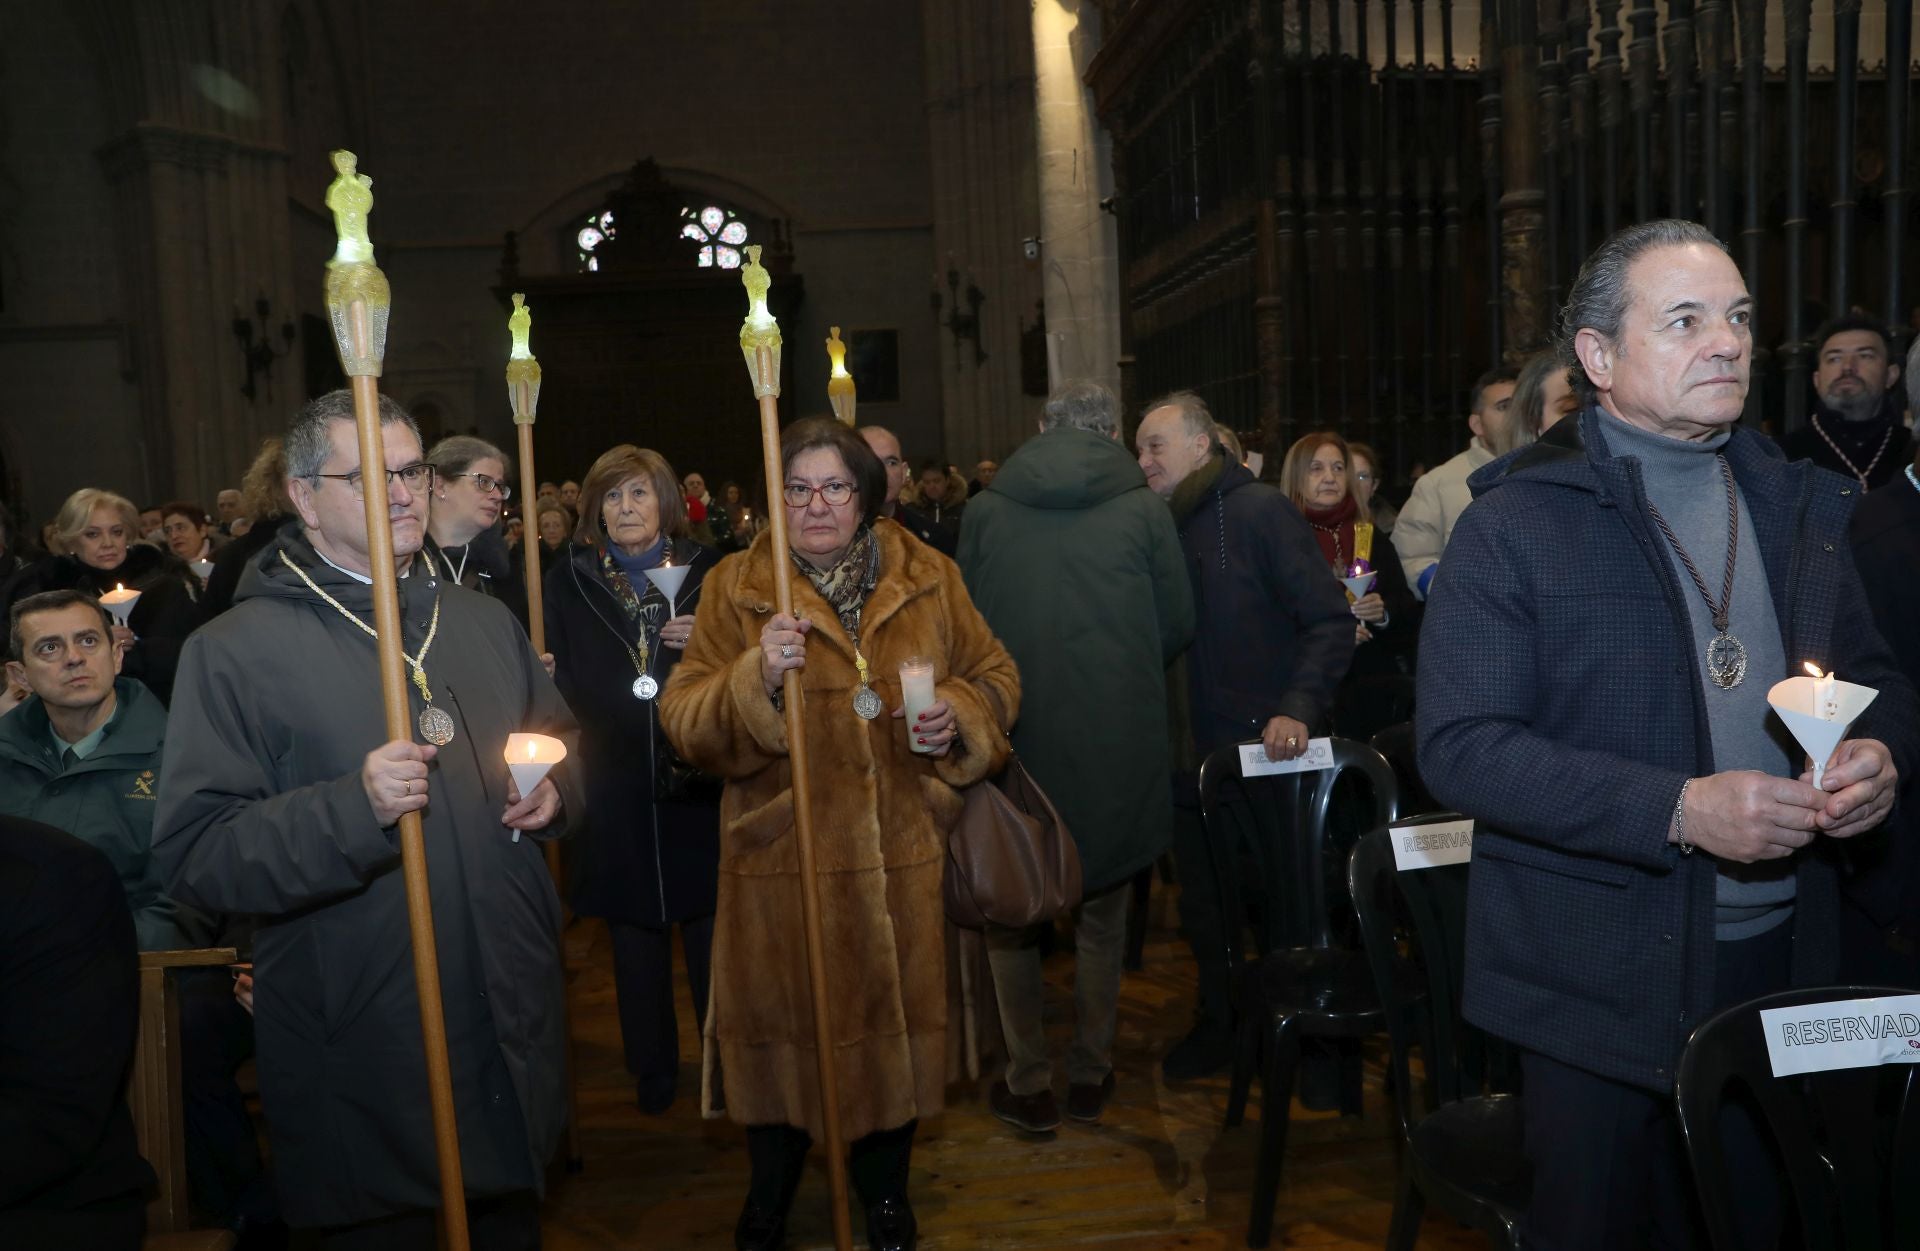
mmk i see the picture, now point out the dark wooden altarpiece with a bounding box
[1088,0,1915,483]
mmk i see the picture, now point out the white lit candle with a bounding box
[1805,661,1837,721]
[900,657,937,754]
[99,582,141,625]
[503,733,567,842]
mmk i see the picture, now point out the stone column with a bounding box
[922,0,1047,469]
[74,0,297,505]
[1031,0,1123,408]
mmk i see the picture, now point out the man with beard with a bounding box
[155,389,582,1248]
[1781,315,1911,491]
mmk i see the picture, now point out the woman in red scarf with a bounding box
[1279,431,1421,736]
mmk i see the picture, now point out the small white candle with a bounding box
[1805,662,1837,721]
[99,582,141,625]
[899,657,937,754]
[503,733,567,842]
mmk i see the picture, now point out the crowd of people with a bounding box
[2,217,1918,1251]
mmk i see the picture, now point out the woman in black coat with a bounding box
[1279,432,1422,739]
[544,444,720,1115]
[4,489,202,705]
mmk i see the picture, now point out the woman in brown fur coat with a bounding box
[660,419,1020,1251]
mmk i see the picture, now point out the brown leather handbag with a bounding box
[944,752,1083,930]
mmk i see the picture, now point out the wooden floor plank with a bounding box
[539,896,1487,1249]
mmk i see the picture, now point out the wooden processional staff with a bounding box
[322,149,471,1250]
[740,246,854,1251]
[504,294,585,1172]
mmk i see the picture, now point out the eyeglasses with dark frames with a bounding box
[446,471,512,499]
[783,480,856,508]
[309,462,437,499]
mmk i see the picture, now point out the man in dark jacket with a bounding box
[959,380,1194,1131]
[0,816,150,1250]
[1845,392,1920,988]
[1419,221,1917,1250]
[1779,313,1911,492]
[2,590,198,949]
[154,390,583,1247]
[1137,389,1357,1078]
[908,459,965,556]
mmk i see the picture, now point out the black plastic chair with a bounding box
[1370,720,1438,816]
[1348,823,1527,1251]
[1675,984,1920,1251]
[1196,736,1403,1248]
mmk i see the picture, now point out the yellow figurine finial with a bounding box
[505,293,542,424]
[738,244,783,399]
[826,326,856,426]
[322,149,390,377]
[326,150,376,267]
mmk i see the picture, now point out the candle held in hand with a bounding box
[1805,662,1837,721]
[99,582,141,625]
[900,657,937,754]
[504,733,567,841]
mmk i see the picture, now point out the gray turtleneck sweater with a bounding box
[1594,409,1797,940]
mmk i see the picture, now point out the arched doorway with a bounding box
[496,159,804,495]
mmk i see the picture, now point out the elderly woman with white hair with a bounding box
[2,488,203,704]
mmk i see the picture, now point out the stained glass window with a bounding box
[576,203,750,272]
[679,205,748,269]
[577,210,616,272]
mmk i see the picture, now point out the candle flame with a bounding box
[1804,662,1825,679]
[115,583,125,593]
[526,739,537,760]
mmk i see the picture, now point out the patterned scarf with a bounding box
[791,526,879,636]
[597,542,669,633]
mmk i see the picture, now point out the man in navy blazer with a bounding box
[1418,220,1917,1250]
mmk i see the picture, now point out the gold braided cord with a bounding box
[278,550,442,704]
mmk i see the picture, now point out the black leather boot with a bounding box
[864,1196,917,1251]
[733,1198,786,1251]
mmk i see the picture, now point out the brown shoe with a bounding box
[1066,1072,1116,1123]
[989,1079,1061,1133]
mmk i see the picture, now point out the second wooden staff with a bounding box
[505,293,584,1172]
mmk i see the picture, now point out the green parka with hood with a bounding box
[957,426,1195,894]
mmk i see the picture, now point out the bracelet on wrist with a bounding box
[1672,779,1694,855]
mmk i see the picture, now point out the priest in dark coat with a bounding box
[153,391,582,1246]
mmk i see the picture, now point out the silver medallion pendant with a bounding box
[852,685,884,721]
[1706,632,1748,690]
[632,674,659,701]
[418,705,457,746]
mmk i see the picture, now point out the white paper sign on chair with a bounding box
[1759,993,1920,1077]
[1238,737,1335,777]
[1390,818,1474,871]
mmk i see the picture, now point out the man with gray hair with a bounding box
[958,379,1193,1131]
[1419,220,1915,1248]
[155,388,583,1245]
[1135,388,1356,1081]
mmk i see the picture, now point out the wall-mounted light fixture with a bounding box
[931,262,986,367]
[233,294,296,402]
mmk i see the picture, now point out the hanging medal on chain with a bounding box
[628,634,658,701]
[279,551,458,744]
[850,644,883,720]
